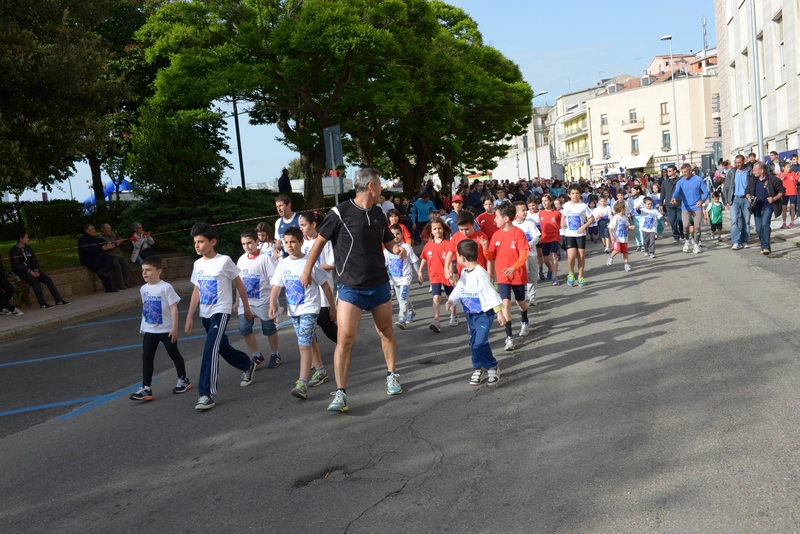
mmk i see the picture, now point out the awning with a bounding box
[618,153,653,169]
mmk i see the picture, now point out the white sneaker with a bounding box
[682,241,691,253]
[487,366,500,385]
[469,368,486,386]
[519,323,530,337]
[504,336,516,351]
[731,243,741,250]
[624,263,631,272]
[449,315,458,327]
[693,244,701,254]
[606,257,613,266]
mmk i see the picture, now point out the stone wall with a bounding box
[9,254,194,307]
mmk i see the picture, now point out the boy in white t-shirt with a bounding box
[385,224,420,330]
[234,229,282,370]
[637,196,663,258]
[269,226,336,401]
[446,240,507,386]
[512,201,540,306]
[606,201,634,272]
[593,196,613,253]
[185,223,256,411]
[560,185,595,287]
[130,256,191,402]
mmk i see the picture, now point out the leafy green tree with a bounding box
[286,158,303,181]
[0,0,109,192]
[126,103,231,203]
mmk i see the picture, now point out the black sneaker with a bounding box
[240,361,256,387]
[130,387,153,401]
[173,377,192,394]
[266,353,282,368]
[56,300,71,306]
[40,303,55,310]
[253,353,265,366]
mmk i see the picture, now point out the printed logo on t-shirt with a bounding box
[524,232,532,241]
[142,295,163,325]
[242,274,260,299]
[567,215,581,231]
[462,294,482,314]
[388,257,404,277]
[616,225,628,238]
[285,277,305,306]
[198,276,218,306]
[510,240,516,250]
[643,216,655,230]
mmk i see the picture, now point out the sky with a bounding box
[22,0,716,202]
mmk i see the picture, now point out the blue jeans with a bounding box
[753,204,773,251]
[198,313,251,396]
[665,206,683,239]
[465,310,498,370]
[729,197,751,245]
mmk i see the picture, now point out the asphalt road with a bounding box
[2,231,800,533]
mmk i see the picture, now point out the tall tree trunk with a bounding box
[87,155,107,216]
[300,146,326,209]
[434,157,455,197]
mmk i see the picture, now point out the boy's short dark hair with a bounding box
[456,239,479,262]
[496,203,516,220]
[17,229,29,241]
[568,184,581,194]
[389,224,401,232]
[711,191,721,198]
[191,222,218,240]
[241,229,258,241]
[275,194,292,205]
[455,210,475,226]
[512,201,527,211]
[283,226,303,241]
[643,196,653,204]
[142,255,163,270]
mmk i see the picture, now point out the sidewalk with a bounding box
[0,279,195,343]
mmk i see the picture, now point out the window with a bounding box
[631,136,639,154]
[602,141,610,159]
[774,14,786,84]
[660,102,668,114]
[600,114,608,125]
[662,131,671,150]
[660,102,669,124]
[712,93,720,113]
[629,109,638,122]
[757,34,766,95]
[742,49,751,106]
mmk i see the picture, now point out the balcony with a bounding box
[562,126,588,141]
[661,144,671,152]
[621,118,645,132]
[660,113,670,125]
[600,124,609,134]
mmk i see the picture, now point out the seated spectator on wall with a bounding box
[0,254,23,315]
[130,222,155,265]
[8,231,71,309]
[78,225,118,293]
[99,223,131,289]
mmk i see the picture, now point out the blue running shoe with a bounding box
[327,390,348,412]
[567,273,575,287]
[546,271,552,281]
[578,277,586,287]
[386,373,403,395]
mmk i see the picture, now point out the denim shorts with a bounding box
[337,281,391,311]
[238,314,278,337]
[291,313,319,347]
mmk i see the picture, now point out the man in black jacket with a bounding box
[746,161,784,255]
[8,231,70,309]
[77,225,118,293]
[277,168,292,193]
[659,165,684,241]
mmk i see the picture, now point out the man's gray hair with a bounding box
[753,161,767,173]
[354,168,380,193]
[133,221,142,229]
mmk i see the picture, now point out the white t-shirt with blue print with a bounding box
[191,254,240,318]
[608,214,629,243]
[383,243,419,287]
[271,255,329,317]
[561,202,594,237]
[448,265,502,315]
[140,280,181,334]
[236,251,277,319]
[638,208,663,234]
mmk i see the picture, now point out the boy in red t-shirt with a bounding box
[479,203,531,351]
[418,219,454,333]
[444,211,489,326]
[779,161,799,228]
[538,194,562,285]
[476,198,500,240]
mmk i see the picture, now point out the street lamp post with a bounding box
[749,0,765,158]
[661,35,681,168]
[529,90,548,180]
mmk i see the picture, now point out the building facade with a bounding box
[588,73,721,180]
[492,105,560,181]
[715,0,800,159]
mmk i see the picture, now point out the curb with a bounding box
[0,284,194,343]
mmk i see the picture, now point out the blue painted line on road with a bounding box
[61,310,189,330]
[0,396,105,417]
[0,330,238,368]
[56,379,162,421]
